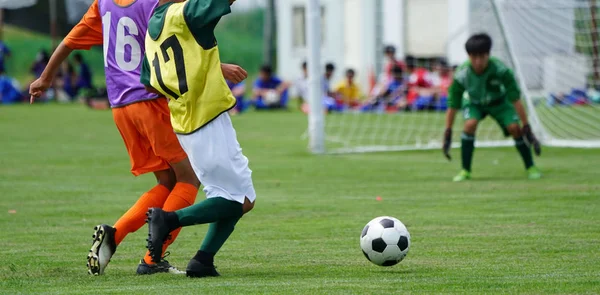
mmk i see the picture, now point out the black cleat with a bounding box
[87,224,117,275]
[186,258,220,278]
[136,255,185,275]
[146,208,171,263]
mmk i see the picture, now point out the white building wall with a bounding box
[383,0,405,59]
[276,0,346,88]
[344,0,364,83]
[405,0,448,57]
[447,0,469,65]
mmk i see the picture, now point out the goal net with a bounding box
[312,0,600,153]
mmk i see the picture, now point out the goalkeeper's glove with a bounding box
[522,124,541,156]
[443,128,452,161]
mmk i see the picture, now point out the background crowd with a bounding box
[227,45,455,114]
[0,40,455,114]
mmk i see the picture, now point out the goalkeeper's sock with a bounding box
[166,197,243,228]
[199,217,241,257]
[515,136,534,169]
[461,132,475,172]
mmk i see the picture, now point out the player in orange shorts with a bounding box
[29,0,244,276]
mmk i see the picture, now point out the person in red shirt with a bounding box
[384,45,405,84]
[405,55,433,107]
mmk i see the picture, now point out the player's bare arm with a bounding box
[513,100,529,126]
[29,42,74,102]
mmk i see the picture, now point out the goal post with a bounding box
[306,0,325,154]
[306,0,600,154]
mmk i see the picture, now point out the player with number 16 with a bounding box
[29,0,247,276]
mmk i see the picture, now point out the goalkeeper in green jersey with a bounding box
[443,33,542,182]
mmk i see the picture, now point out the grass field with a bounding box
[1,104,599,294]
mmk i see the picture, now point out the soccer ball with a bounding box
[360,216,410,266]
[264,90,280,105]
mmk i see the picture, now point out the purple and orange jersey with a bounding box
[65,0,159,107]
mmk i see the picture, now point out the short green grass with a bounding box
[0,104,599,294]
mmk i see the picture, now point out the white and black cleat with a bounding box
[87,224,117,275]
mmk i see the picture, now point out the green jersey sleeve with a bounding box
[501,68,521,102]
[447,79,465,109]
[184,0,231,48]
[140,54,151,86]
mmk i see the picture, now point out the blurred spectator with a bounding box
[0,71,23,104]
[73,53,93,95]
[334,68,363,109]
[323,63,335,96]
[405,55,433,108]
[383,45,405,84]
[322,63,337,112]
[52,62,78,102]
[252,65,290,110]
[294,61,308,109]
[427,58,452,111]
[363,66,406,112]
[0,40,11,74]
[228,79,247,115]
[61,62,78,99]
[30,49,50,78]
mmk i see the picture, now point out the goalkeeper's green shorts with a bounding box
[463,100,520,136]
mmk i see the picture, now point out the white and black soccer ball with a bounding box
[264,90,280,105]
[360,216,410,266]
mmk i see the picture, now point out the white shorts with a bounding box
[176,113,256,204]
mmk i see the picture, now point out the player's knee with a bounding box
[464,120,478,134]
[507,124,521,138]
[171,158,201,188]
[243,198,255,214]
[154,169,177,190]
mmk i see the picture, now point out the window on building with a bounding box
[293,6,326,48]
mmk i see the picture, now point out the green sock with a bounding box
[200,217,241,254]
[515,136,534,169]
[461,132,475,172]
[175,197,243,227]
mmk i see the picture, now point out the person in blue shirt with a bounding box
[252,65,290,110]
[227,79,247,114]
[0,41,11,74]
[30,49,50,78]
[0,71,23,104]
[362,66,406,112]
[73,53,93,94]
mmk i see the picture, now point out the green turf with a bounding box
[0,104,599,294]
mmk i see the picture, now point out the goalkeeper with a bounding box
[443,33,542,181]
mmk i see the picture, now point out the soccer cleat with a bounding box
[186,258,220,278]
[527,166,542,180]
[136,253,185,275]
[87,224,117,275]
[452,169,471,182]
[146,208,171,263]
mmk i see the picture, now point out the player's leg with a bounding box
[147,112,256,277]
[129,99,200,274]
[454,105,482,182]
[495,104,541,179]
[186,197,256,276]
[87,106,174,275]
